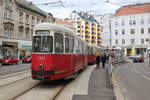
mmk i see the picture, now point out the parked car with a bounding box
[128,56,134,59]
[22,56,31,63]
[1,56,19,65]
[133,55,144,63]
[0,57,3,63]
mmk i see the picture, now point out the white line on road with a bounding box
[142,75,150,81]
[132,65,139,74]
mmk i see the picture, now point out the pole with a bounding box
[109,20,112,46]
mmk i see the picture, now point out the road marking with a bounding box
[142,75,150,81]
[112,73,125,100]
[132,65,139,74]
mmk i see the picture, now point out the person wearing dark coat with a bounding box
[101,53,107,68]
[96,54,101,68]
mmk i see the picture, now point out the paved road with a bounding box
[114,58,150,100]
[0,63,31,76]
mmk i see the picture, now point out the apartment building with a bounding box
[111,3,150,56]
[0,0,54,59]
[68,11,102,46]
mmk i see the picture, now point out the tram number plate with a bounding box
[37,76,45,80]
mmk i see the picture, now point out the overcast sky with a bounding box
[26,0,150,19]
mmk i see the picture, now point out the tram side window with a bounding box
[65,37,69,53]
[78,40,82,54]
[55,33,63,53]
[69,37,74,53]
[33,36,41,52]
[75,38,79,54]
[42,36,53,53]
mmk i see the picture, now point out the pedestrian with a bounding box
[96,54,101,69]
[106,53,109,63]
[101,53,107,68]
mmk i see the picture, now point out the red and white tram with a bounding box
[31,23,102,80]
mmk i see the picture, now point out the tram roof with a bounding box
[34,23,85,42]
[34,23,74,33]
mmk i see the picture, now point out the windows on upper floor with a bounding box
[129,20,132,25]
[130,29,135,34]
[141,19,144,25]
[26,14,30,24]
[31,16,35,25]
[37,18,40,24]
[25,28,30,39]
[148,18,150,24]
[141,38,144,44]
[4,8,12,20]
[148,28,150,34]
[141,28,144,34]
[130,39,135,44]
[129,20,136,26]
[122,21,125,26]
[115,21,118,26]
[19,12,23,23]
[115,30,118,35]
[115,39,118,45]
[122,39,125,44]
[122,29,125,35]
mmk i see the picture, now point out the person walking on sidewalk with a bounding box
[101,53,107,68]
[96,54,101,69]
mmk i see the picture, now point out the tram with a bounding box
[31,23,102,80]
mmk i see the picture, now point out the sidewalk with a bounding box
[72,64,116,100]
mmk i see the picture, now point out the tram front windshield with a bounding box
[32,36,53,53]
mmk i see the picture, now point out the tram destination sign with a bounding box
[36,30,50,34]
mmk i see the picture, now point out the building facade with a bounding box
[95,14,113,47]
[68,11,102,46]
[0,0,54,59]
[111,3,150,56]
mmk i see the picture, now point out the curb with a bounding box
[111,63,125,100]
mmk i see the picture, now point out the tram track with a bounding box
[13,79,71,100]
[0,70,31,87]
[0,68,72,100]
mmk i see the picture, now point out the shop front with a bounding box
[2,41,18,58]
[18,40,32,60]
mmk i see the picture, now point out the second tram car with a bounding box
[31,23,102,80]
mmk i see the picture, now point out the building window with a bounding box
[130,39,135,44]
[115,30,118,35]
[31,29,33,39]
[122,21,124,26]
[115,39,118,44]
[141,28,144,34]
[25,28,29,39]
[4,8,12,19]
[129,20,132,25]
[148,28,150,34]
[4,23,14,38]
[133,20,136,25]
[115,22,118,26]
[122,29,125,35]
[41,20,44,23]
[148,19,150,24]
[122,39,125,44]
[18,26,23,39]
[141,38,144,44]
[31,16,35,25]
[26,14,29,24]
[141,19,144,24]
[19,12,23,23]
[130,29,135,34]
[37,18,40,24]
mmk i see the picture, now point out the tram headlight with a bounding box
[38,64,44,70]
